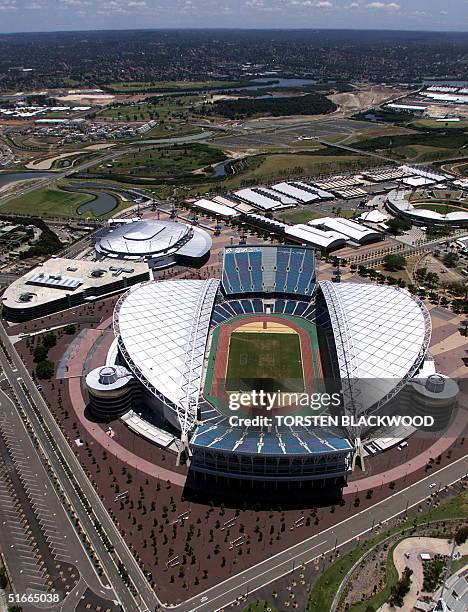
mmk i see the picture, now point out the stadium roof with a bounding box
[320,281,431,415]
[191,422,353,456]
[96,219,211,260]
[387,190,468,223]
[114,279,219,435]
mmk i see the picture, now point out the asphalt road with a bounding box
[0,387,118,611]
[171,455,468,612]
[0,322,159,612]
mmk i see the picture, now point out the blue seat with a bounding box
[241,299,254,313]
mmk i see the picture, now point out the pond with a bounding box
[75,189,119,217]
[0,171,55,188]
[211,159,233,177]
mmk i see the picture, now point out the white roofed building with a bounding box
[192,198,240,218]
[95,219,212,268]
[307,217,381,245]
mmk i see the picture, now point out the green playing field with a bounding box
[225,331,304,392]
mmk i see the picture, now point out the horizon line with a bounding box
[1,26,468,35]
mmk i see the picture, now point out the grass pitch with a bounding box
[225,331,304,393]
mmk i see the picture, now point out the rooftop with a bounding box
[2,258,149,311]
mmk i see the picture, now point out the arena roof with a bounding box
[114,279,220,435]
[96,219,211,260]
[320,281,431,415]
[358,210,388,223]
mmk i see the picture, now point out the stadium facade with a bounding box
[86,244,452,486]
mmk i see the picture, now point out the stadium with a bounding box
[386,188,468,227]
[94,218,212,268]
[86,244,441,488]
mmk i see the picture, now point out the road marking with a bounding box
[185,456,468,611]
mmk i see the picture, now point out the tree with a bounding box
[389,566,413,607]
[36,360,54,380]
[443,252,459,268]
[383,254,406,271]
[42,332,56,349]
[64,324,76,335]
[455,525,468,545]
[425,272,439,288]
[386,218,411,235]
[416,267,427,280]
[0,566,8,589]
[33,345,48,363]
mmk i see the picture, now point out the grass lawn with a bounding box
[376,265,413,285]
[278,209,326,224]
[413,202,468,213]
[1,185,93,217]
[391,144,455,162]
[411,119,468,130]
[97,96,199,121]
[223,153,382,188]
[100,143,225,178]
[107,80,248,93]
[307,489,468,612]
[226,331,304,393]
[1,183,133,219]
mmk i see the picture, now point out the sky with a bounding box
[0,0,467,33]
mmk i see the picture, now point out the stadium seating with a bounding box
[192,421,351,455]
[222,246,316,297]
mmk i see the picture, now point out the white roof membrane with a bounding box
[320,281,431,415]
[115,279,219,434]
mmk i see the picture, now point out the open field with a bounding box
[328,85,403,114]
[0,183,130,219]
[222,151,383,187]
[411,119,468,130]
[0,185,93,217]
[226,329,304,393]
[278,209,327,224]
[105,79,257,93]
[94,143,226,178]
[96,95,200,121]
[347,130,468,162]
